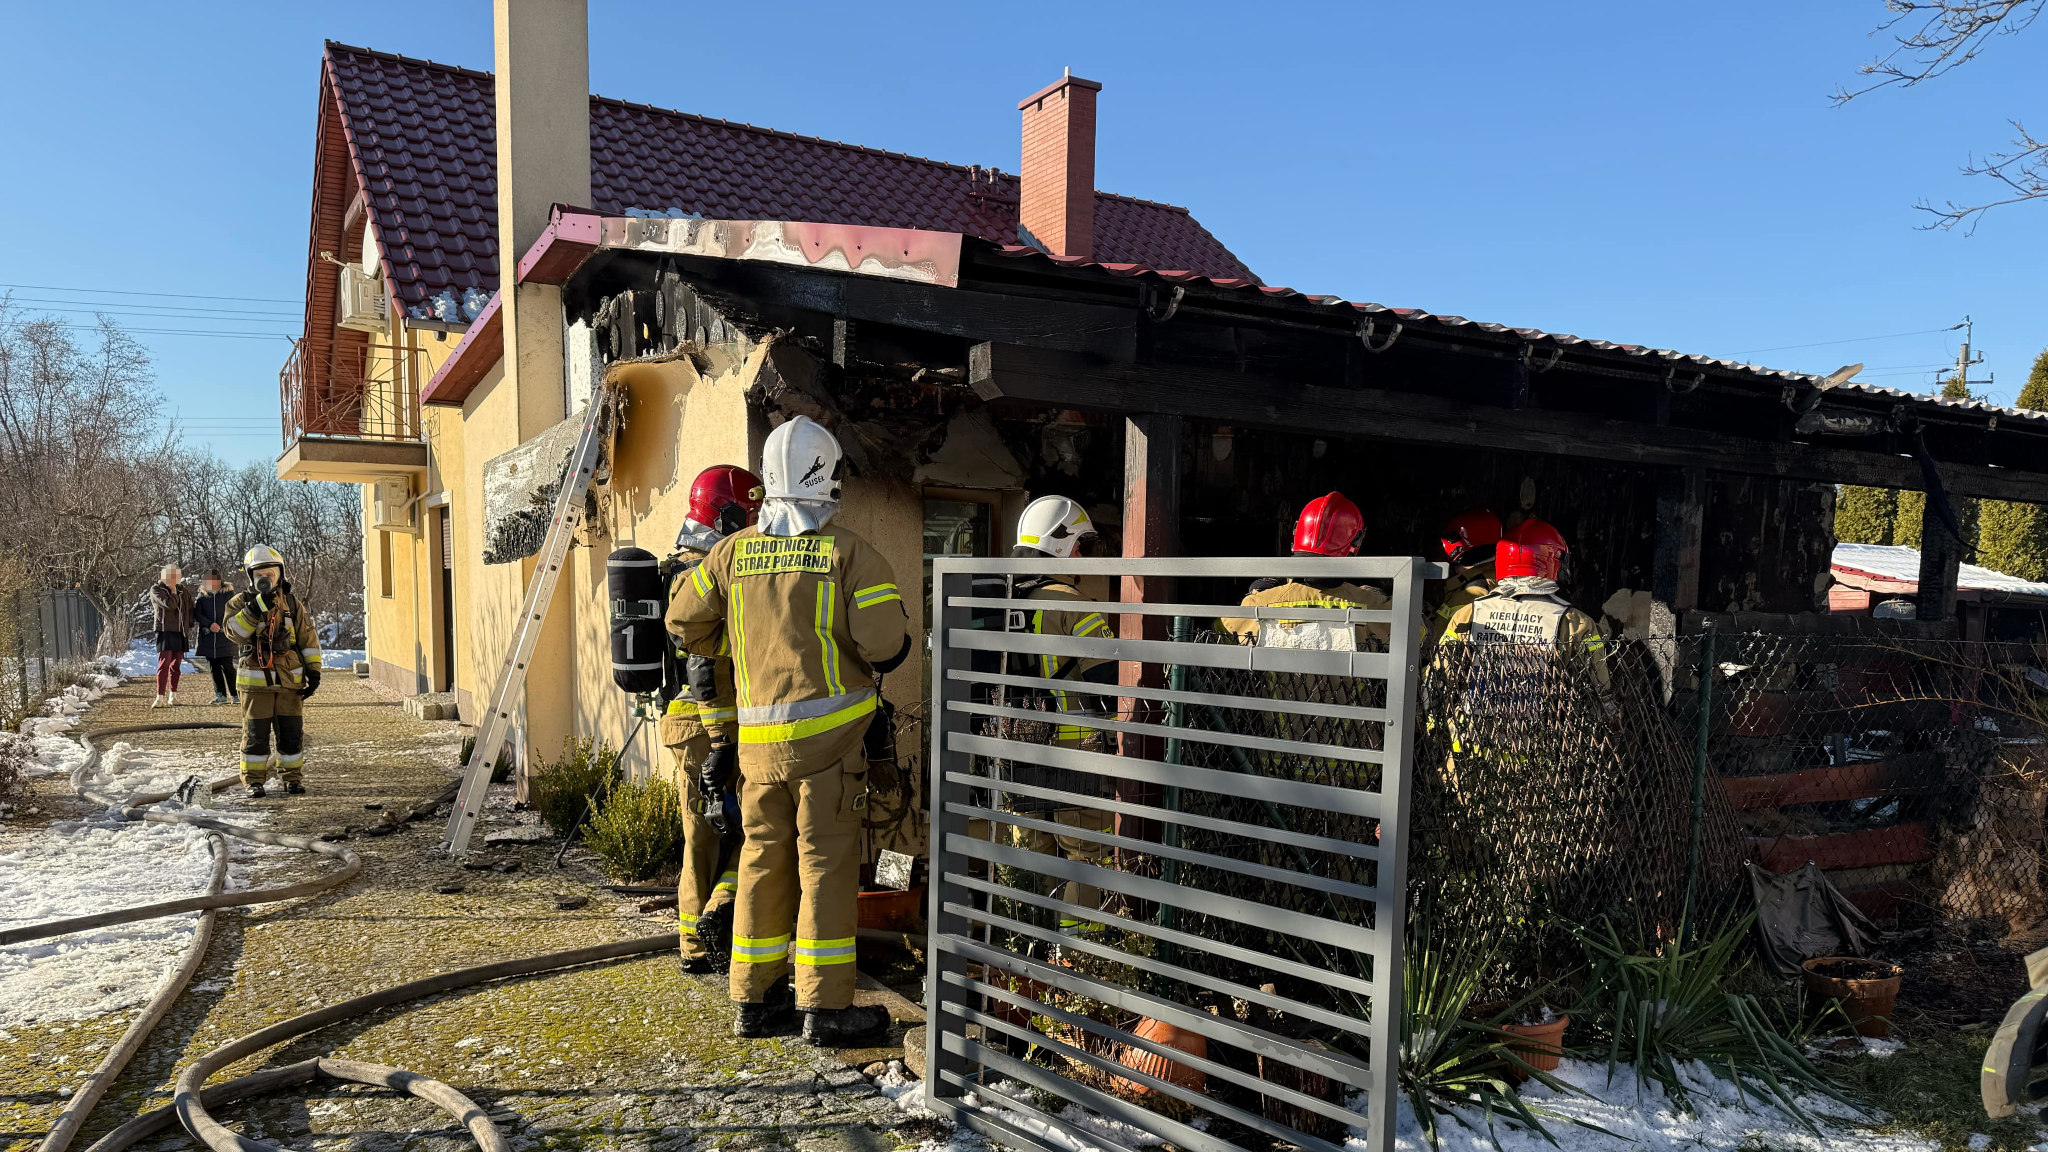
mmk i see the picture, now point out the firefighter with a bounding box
[1439,518,1612,697]
[668,415,910,1046]
[662,465,762,974]
[1429,509,1502,644]
[1219,492,1390,650]
[222,545,322,798]
[1005,495,1118,937]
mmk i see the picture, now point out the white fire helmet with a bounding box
[1015,495,1096,560]
[760,415,844,502]
[242,544,285,573]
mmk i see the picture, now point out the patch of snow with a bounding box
[0,814,226,1026]
[1969,1135,1991,1152]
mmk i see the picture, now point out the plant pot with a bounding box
[1117,1016,1207,1095]
[1801,956,1902,1038]
[1501,1015,1569,1075]
[858,884,924,932]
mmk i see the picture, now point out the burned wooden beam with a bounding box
[966,342,2048,504]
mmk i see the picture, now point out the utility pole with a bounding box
[1943,316,1985,398]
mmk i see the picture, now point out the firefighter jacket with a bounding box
[1428,558,1496,645]
[222,581,322,693]
[1438,576,1610,692]
[667,524,908,781]
[1219,578,1391,650]
[1011,577,1114,746]
[659,546,737,750]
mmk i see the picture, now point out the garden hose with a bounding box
[16,718,676,1152]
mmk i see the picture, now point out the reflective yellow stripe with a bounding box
[678,911,700,927]
[666,698,697,716]
[1584,637,1606,651]
[732,933,789,962]
[699,706,736,723]
[792,936,858,965]
[299,651,322,668]
[814,581,845,698]
[224,610,259,641]
[1073,613,1109,638]
[714,871,738,893]
[853,582,900,608]
[730,581,748,708]
[737,694,878,744]
[692,564,714,598]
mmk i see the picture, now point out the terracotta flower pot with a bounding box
[1801,956,1902,1038]
[857,884,924,932]
[1501,1015,1569,1075]
[1117,1016,1207,1094]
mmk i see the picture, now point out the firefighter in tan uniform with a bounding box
[1438,518,1613,696]
[1220,492,1390,650]
[668,415,910,1046]
[221,545,322,798]
[1429,509,1502,645]
[662,465,762,974]
[1005,495,1118,937]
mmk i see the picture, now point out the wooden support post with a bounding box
[1651,467,1706,612]
[1117,413,1181,843]
[1916,495,1962,622]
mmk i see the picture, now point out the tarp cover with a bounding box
[481,407,597,565]
[1747,860,1881,976]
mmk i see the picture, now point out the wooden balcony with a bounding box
[277,337,428,482]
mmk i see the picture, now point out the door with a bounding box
[438,507,456,692]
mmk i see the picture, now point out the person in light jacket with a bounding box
[148,565,194,708]
[190,569,238,706]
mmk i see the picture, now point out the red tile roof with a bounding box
[322,42,1255,315]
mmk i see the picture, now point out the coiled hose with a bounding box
[14,720,675,1152]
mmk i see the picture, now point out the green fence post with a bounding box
[1683,620,1716,942]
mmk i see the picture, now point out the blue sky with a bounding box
[1,2,2041,463]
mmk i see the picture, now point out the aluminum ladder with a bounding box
[440,393,615,856]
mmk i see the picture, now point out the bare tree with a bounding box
[1836,1,2048,232]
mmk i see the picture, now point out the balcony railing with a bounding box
[280,337,425,445]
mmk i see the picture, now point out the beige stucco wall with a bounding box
[361,323,462,696]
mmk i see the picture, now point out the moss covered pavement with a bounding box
[2,674,924,1152]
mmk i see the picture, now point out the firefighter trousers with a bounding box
[241,689,305,784]
[730,749,868,1009]
[1010,807,1112,930]
[666,731,737,960]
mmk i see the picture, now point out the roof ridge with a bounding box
[324,40,495,85]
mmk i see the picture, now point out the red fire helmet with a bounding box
[688,465,765,535]
[1292,492,1365,557]
[1496,518,1569,581]
[1438,509,1503,566]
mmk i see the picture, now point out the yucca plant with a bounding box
[1396,909,1597,1149]
[583,774,685,881]
[1567,912,1841,1126]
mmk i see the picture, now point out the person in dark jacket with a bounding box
[191,569,238,705]
[148,565,195,708]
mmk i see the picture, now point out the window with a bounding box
[923,495,997,625]
[379,530,394,598]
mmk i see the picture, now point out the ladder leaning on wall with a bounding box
[440,392,617,857]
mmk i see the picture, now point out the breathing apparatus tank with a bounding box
[606,547,665,695]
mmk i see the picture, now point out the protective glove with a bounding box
[299,666,322,699]
[699,743,737,831]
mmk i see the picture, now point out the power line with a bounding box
[1735,327,1955,356]
[6,298,301,319]
[0,282,302,305]
[36,321,293,342]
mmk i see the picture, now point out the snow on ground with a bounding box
[875,1055,1943,1152]
[19,673,122,775]
[1,695,257,1027]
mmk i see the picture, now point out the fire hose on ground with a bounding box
[13,720,676,1152]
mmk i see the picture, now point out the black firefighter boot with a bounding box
[733,978,795,1038]
[245,780,267,799]
[695,902,733,973]
[283,781,306,795]
[802,1004,892,1047]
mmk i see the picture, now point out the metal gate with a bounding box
[924,555,1438,1152]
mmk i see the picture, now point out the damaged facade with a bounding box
[278,20,2048,880]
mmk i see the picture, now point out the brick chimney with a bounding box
[1017,71,1101,259]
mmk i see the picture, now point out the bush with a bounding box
[0,733,28,810]
[583,774,686,881]
[529,735,621,838]
[458,735,514,784]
